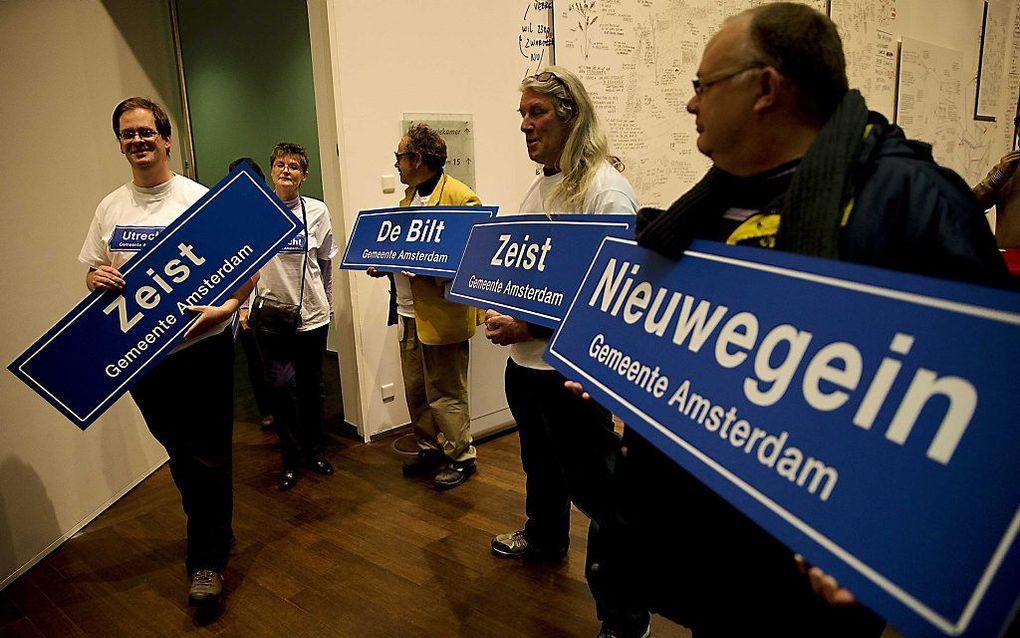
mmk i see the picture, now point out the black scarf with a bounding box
[636,90,870,260]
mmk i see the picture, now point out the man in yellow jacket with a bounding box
[369,123,481,489]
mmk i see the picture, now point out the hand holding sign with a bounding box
[563,379,591,401]
[795,555,858,606]
[183,283,251,341]
[366,266,415,279]
[545,237,1020,638]
[484,309,532,346]
[87,265,125,292]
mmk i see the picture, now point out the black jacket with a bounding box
[837,113,1006,285]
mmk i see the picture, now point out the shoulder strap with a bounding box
[295,197,308,308]
[256,197,309,311]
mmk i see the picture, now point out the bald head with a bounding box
[686,15,770,173]
[703,13,754,71]
[733,2,848,122]
[685,3,849,175]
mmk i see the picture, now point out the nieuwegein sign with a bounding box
[547,237,1020,638]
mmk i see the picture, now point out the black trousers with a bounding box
[504,357,618,549]
[505,358,650,633]
[129,329,234,574]
[237,325,272,418]
[254,324,329,468]
[590,429,886,638]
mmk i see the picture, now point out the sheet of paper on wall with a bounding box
[830,0,901,121]
[897,37,966,174]
[519,0,554,77]
[554,0,717,208]
[976,0,1012,119]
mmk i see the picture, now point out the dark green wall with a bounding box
[176,0,323,198]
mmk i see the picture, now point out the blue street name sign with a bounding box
[339,206,497,277]
[8,165,301,430]
[448,214,634,328]
[546,237,1020,638]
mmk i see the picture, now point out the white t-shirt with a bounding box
[394,274,415,318]
[393,188,433,319]
[257,196,338,332]
[78,174,230,350]
[510,160,638,370]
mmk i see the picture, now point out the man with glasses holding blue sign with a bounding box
[572,4,1008,637]
[79,97,256,610]
[368,123,482,490]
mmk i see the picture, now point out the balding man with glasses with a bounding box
[369,123,483,491]
[575,4,1005,637]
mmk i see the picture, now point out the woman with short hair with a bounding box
[253,142,338,491]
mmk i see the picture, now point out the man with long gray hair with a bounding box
[483,66,644,638]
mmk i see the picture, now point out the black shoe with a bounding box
[595,624,652,632]
[432,459,477,490]
[305,455,334,475]
[188,569,223,607]
[491,529,567,561]
[596,625,650,638]
[278,469,299,491]
[402,449,447,477]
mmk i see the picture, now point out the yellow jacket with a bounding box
[399,173,483,345]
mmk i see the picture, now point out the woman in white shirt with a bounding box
[250,143,338,491]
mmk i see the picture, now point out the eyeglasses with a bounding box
[394,152,414,161]
[117,128,160,142]
[692,63,765,95]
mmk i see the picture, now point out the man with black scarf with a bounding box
[583,4,1007,637]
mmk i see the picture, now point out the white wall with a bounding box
[0,0,187,587]
[319,0,551,438]
[307,0,365,436]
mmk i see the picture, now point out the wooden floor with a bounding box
[0,355,691,638]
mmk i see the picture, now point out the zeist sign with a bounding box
[448,214,634,328]
[546,237,1020,638]
[9,165,301,430]
[339,206,497,277]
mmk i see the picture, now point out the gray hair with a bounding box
[521,66,623,212]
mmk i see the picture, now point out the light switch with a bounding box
[381,174,396,194]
